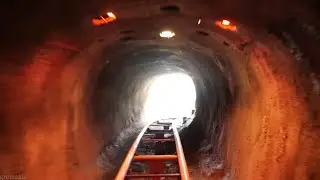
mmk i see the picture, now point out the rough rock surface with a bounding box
[1,0,320,180]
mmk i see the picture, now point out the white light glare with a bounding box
[160,30,175,38]
[222,20,231,26]
[198,19,201,25]
[142,73,196,124]
[107,12,116,18]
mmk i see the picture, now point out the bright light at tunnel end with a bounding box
[142,73,196,125]
[160,30,175,38]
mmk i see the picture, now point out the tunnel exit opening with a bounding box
[142,73,196,125]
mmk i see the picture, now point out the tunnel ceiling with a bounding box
[3,0,320,53]
[3,0,319,73]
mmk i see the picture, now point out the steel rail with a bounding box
[172,123,190,180]
[114,121,154,180]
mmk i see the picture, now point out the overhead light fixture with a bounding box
[221,20,231,26]
[107,12,116,18]
[197,19,202,25]
[160,30,175,38]
[92,12,116,26]
[215,19,237,32]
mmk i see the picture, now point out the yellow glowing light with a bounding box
[107,12,116,18]
[92,12,116,26]
[160,30,175,38]
[215,19,237,32]
[222,20,231,26]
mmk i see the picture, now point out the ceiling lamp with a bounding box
[92,12,117,26]
[215,19,237,32]
[221,20,231,26]
[160,30,175,38]
[107,12,116,18]
[197,19,202,25]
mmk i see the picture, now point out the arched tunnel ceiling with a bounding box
[3,0,320,50]
[1,0,320,180]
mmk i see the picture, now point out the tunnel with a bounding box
[1,0,320,179]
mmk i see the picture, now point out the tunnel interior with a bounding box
[92,42,234,175]
[1,0,320,180]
